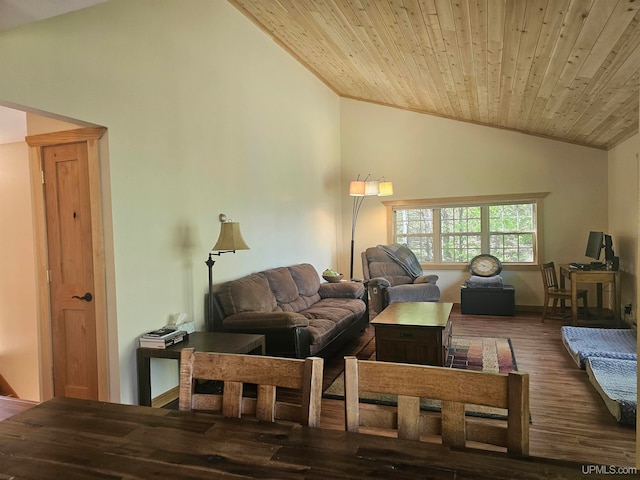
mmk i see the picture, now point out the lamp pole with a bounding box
[350,195,365,279]
[206,254,216,332]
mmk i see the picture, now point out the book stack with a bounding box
[139,327,186,349]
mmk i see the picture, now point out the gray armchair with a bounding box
[361,246,440,313]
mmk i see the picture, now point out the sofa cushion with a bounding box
[289,263,321,296]
[223,311,309,329]
[313,297,366,317]
[365,247,408,279]
[301,298,367,330]
[368,261,408,280]
[278,296,313,313]
[216,273,277,316]
[306,319,339,354]
[264,267,299,304]
[319,282,365,299]
[387,283,440,303]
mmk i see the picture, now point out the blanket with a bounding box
[377,243,423,279]
[465,275,504,288]
[561,326,637,369]
[586,357,636,426]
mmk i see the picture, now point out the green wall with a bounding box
[0,0,342,404]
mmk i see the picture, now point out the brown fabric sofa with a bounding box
[208,263,369,358]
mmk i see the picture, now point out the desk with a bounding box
[560,265,621,326]
[0,397,601,479]
[136,331,265,406]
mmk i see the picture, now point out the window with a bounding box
[388,193,546,266]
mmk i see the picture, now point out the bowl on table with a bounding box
[322,274,344,283]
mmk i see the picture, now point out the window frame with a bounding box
[383,193,548,271]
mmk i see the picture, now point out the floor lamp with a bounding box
[206,214,250,331]
[349,175,393,279]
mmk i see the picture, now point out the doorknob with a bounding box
[72,292,93,302]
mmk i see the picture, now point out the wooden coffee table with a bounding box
[371,302,453,366]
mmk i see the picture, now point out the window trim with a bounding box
[383,192,549,270]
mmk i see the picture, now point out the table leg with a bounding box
[614,275,621,321]
[136,351,152,407]
[560,270,567,312]
[571,279,578,326]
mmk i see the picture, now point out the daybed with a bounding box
[586,357,637,426]
[561,326,637,369]
[561,326,637,426]
[208,263,368,358]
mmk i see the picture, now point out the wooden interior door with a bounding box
[43,142,99,400]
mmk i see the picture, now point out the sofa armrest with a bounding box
[222,311,309,330]
[319,282,365,299]
[368,277,391,289]
[414,274,439,285]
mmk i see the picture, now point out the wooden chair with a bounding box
[343,357,530,455]
[179,349,323,427]
[540,262,588,321]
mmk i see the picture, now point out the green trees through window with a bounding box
[392,199,539,265]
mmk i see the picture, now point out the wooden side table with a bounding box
[136,331,265,406]
[371,302,453,366]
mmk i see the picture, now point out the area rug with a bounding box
[323,335,518,420]
[445,335,517,373]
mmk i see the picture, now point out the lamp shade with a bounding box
[378,181,393,196]
[364,180,379,196]
[349,181,366,196]
[212,222,250,251]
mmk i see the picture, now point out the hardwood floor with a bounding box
[0,396,36,421]
[0,306,635,468]
[320,306,637,468]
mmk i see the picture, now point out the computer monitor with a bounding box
[585,231,604,260]
[604,234,620,270]
[603,234,614,259]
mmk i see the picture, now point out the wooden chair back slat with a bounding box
[256,384,277,422]
[397,395,420,440]
[179,349,323,427]
[441,401,466,448]
[541,262,560,290]
[343,356,529,455]
[222,380,243,418]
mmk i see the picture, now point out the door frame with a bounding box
[26,127,109,401]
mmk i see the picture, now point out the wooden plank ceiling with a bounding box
[231,0,640,150]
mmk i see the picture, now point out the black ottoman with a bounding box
[460,285,515,316]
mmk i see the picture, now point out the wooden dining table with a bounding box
[0,397,610,479]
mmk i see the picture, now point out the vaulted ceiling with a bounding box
[231,0,640,150]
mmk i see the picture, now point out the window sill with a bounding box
[421,263,540,271]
